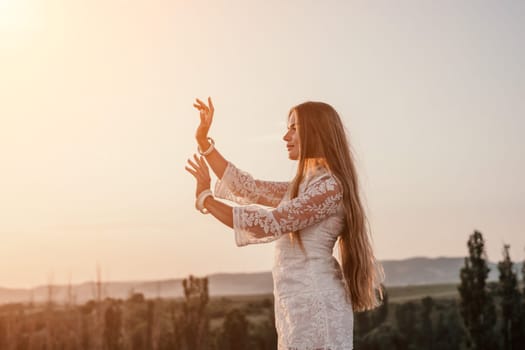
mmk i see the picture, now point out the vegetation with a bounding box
[458,230,497,349]
[1,230,524,349]
[497,244,525,349]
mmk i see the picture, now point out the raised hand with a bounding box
[190,96,227,180]
[185,154,211,197]
[193,97,214,142]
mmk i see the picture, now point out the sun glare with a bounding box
[0,0,40,33]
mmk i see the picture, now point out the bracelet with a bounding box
[198,137,215,156]
[195,189,213,214]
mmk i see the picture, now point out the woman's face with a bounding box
[283,111,300,160]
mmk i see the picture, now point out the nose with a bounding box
[283,130,291,141]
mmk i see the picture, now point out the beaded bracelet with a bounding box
[198,137,215,156]
[195,189,213,214]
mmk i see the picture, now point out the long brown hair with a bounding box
[288,101,383,311]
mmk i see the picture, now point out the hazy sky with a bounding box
[1,0,524,288]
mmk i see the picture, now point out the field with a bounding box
[0,281,519,350]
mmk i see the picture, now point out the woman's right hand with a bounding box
[185,154,211,198]
[193,97,214,144]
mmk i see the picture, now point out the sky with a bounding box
[1,0,524,288]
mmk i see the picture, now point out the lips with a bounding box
[287,144,294,150]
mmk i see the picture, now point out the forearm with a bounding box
[203,196,234,228]
[197,138,228,179]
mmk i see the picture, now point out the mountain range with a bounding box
[1,257,522,304]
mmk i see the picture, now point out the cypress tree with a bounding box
[522,253,525,295]
[498,244,524,349]
[458,230,497,349]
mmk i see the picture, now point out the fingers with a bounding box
[187,156,199,170]
[197,154,205,166]
[193,102,206,117]
[193,153,201,165]
[186,155,210,181]
[208,97,214,113]
[194,97,213,113]
[198,155,210,176]
[193,98,214,131]
[184,166,197,177]
[196,155,210,177]
[195,98,208,111]
[186,165,206,183]
[207,97,214,124]
[193,101,206,115]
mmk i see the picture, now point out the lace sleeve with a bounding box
[232,174,343,246]
[214,162,289,207]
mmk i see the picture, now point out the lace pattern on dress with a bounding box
[217,163,353,348]
[215,162,289,206]
[276,288,353,350]
[233,174,342,246]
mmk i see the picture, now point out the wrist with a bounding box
[197,137,215,156]
[197,138,210,151]
[195,189,213,214]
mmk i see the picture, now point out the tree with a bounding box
[169,301,184,350]
[394,301,417,349]
[498,244,523,349]
[522,253,525,343]
[458,230,497,349]
[181,275,210,350]
[372,284,389,327]
[420,297,434,350]
[218,309,250,350]
[354,284,388,341]
[146,301,154,350]
[433,310,463,350]
[0,317,6,350]
[104,302,122,350]
[521,252,525,301]
[360,324,404,350]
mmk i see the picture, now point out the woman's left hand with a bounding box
[193,97,214,143]
[185,154,211,197]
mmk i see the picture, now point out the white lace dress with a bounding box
[215,162,354,350]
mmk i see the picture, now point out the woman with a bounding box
[185,97,383,350]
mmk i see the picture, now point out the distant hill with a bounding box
[1,257,522,304]
[0,272,274,305]
[381,256,506,286]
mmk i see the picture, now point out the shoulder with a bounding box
[301,169,342,195]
